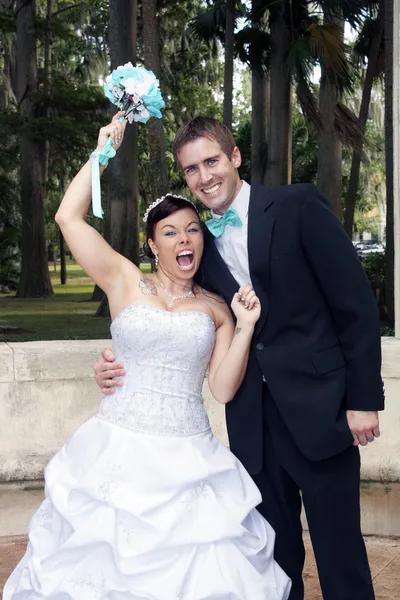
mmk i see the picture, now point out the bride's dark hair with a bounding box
[143,194,200,260]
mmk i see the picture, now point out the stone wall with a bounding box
[0,337,399,536]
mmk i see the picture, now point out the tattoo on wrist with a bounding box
[139,276,158,296]
[235,327,242,335]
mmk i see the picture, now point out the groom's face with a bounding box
[178,137,242,215]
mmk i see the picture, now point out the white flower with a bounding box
[119,62,135,71]
[121,71,157,97]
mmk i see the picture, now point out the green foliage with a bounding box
[0,0,389,303]
[361,251,386,286]
[0,109,20,291]
[289,100,385,238]
[0,0,111,286]
[0,221,20,292]
[234,118,251,182]
[291,111,318,184]
[190,0,248,46]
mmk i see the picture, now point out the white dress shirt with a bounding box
[211,181,252,287]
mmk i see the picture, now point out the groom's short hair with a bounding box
[173,117,236,164]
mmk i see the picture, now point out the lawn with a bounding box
[0,262,151,343]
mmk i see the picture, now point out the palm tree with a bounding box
[108,0,139,265]
[191,0,246,130]
[265,0,292,185]
[16,0,53,297]
[223,0,235,129]
[317,11,345,218]
[95,0,139,317]
[0,0,17,110]
[235,2,271,182]
[142,0,169,198]
[344,1,385,236]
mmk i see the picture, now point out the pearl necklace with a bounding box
[157,277,194,310]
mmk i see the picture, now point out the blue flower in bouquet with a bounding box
[104,62,165,124]
[91,63,165,220]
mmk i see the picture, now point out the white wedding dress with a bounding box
[4,303,291,600]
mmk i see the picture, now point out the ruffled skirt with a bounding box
[4,417,291,599]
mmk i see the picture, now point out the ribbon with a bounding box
[90,116,123,218]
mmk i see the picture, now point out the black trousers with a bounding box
[252,386,374,600]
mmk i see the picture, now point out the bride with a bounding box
[4,112,291,600]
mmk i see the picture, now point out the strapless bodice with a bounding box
[97,303,216,436]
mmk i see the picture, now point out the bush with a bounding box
[361,252,392,332]
[0,223,20,292]
[361,252,385,286]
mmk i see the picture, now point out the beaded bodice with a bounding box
[97,303,216,436]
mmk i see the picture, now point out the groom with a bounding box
[93,117,384,599]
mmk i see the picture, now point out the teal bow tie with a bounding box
[205,208,242,238]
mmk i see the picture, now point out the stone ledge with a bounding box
[0,379,99,482]
[5,339,111,383]
[0,344,13,383]
[0,338,399,484]
[359,376,400,483]
[381,337,400,378]
[2,337,400,383]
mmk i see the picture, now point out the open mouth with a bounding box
[176,250,194,271]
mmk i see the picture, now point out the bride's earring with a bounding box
[154,254,159,268]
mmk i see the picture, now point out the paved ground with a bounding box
[0,534,399,598]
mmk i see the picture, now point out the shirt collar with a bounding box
[211,180,251,221]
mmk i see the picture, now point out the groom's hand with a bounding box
[93,349,126,394]
[346,410,380,447]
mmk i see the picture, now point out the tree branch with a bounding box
[53,2,83,18]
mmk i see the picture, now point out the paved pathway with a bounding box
[1,534,399,598]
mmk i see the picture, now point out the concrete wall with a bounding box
[0,337,399,536]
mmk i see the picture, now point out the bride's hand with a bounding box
[94,111,127,152]
[231,285,261,327]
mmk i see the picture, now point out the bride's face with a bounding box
[149,208,204,280]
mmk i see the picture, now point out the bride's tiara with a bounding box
[143,194,196,223]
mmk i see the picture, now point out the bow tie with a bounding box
[205,208,242,238]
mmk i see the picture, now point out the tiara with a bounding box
[142,194,195,223]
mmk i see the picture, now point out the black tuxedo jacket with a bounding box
[196,183,384,474]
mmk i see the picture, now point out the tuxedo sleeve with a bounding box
[300,184,384,411]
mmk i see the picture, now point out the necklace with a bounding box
[157,276,194,310]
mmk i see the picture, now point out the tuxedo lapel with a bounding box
[247,183,275,336]
[201,183,275,334]
[201,227,239,303]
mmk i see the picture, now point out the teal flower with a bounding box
[104,64,165,124]
[92,64,165,219]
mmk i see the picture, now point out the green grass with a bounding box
[0,261,152,342]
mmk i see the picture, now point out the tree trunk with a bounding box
[142,0,168,199]
[0,1,16,109]
[266,4,291,186]
[40,0,53,188]
[251,69,269,184]
[0,53,12,109]
[15,0,53,298]
[223,0,235,130]
[317,13,344,219]
[384,0,395,327]
[59,228,66,285]
[58,176,66,285]
[96,0,139,318]
[344,2,384,237]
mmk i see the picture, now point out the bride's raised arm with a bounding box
[55,111,139,296]
[208,286,261,404]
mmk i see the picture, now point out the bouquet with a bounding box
[91,63,165,218]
